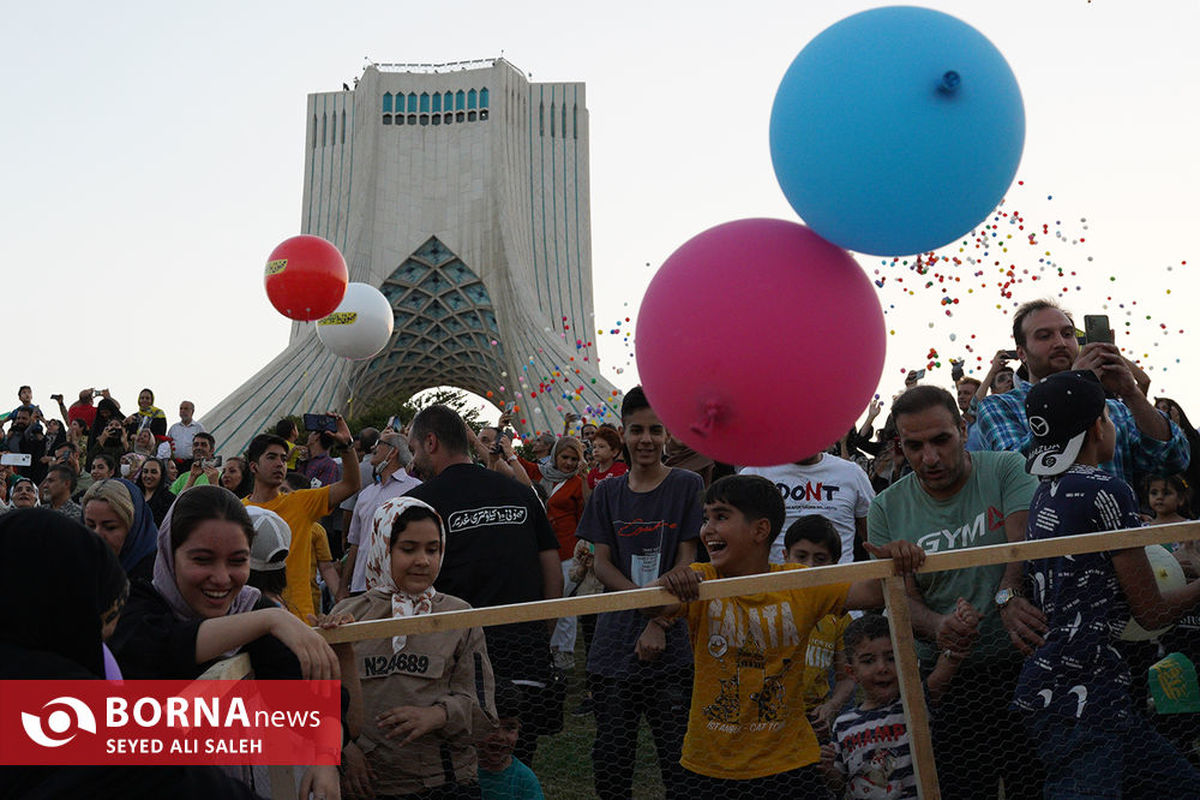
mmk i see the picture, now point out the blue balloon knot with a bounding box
[938,70,961,95]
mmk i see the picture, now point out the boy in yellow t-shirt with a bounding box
[649,475,924,799]
[783,515,856,742]
[242,426,360,622]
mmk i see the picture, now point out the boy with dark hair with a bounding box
[650,474,926,799]
[821,609,974,799]
[576,385,704,800]
[784,515,843,565]
[244,421,360,621]
[477,681,545,800]
[1013,369,1200,795]
[783,515,855,740]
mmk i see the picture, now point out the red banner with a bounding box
[0,680,341,765]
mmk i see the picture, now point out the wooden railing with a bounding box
[198,519,1199,799]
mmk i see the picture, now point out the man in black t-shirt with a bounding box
[406,404,564,760]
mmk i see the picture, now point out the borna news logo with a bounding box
[0,680,342,766]
[21,696,97,747]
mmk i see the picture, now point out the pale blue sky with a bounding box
[3,1,1196,425]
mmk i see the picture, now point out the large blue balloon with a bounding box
[769,6,1025,257]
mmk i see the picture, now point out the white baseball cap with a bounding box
[246,506,291,571]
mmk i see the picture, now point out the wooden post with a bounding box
[884,575,941,800]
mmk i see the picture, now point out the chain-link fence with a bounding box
[206,519,1199,800]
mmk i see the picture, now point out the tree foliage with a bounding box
[346,386,485,435]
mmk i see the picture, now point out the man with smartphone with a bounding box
[55,388,98,429]
[170,432,219,494]
[3,406,46,483]
[301,415,342,487]
[974,299,1189,484]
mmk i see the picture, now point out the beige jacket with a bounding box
[335,591,497,795]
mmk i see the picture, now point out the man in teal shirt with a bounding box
[868,385,1044,800]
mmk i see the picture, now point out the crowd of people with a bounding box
[3,297,1200,800]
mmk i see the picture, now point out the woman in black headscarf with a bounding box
[88,396,126,457]
[0,509,273,799]
[0,508,125,679]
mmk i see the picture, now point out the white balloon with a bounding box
[1120,544,1186,641]
[316,282,394,360]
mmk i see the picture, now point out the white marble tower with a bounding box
[203,59,619,453]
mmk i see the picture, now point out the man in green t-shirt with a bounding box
[867,385,1045,800]
[170,432,217,494]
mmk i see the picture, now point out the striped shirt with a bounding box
[831,697,917,799]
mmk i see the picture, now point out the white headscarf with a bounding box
[364,495,444,652]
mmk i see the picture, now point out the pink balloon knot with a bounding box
[689,401,723,438]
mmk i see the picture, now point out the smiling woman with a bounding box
[107,485,340,683]
[105,485,344,800]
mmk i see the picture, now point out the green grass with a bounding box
[529,653,668,799]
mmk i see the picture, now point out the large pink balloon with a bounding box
[636,219,886,466]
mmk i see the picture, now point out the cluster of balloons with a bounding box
[637,7,1025,466]
[264,235,394,360]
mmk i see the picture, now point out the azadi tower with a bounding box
[204,59,621,453]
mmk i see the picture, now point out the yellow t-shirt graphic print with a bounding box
[679,562,849,780]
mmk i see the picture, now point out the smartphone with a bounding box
[303,413,337,432]
[0,453,31,467]
[204,455,224,468]
[1084,314,1112,345]
[1003,350,1018,359]
[909,369,926,380]
[387,415,402,431]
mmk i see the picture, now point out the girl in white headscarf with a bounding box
[332,495,497,800]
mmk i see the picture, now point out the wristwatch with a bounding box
[994,587,1019,610]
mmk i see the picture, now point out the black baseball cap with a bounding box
[1025,370,1107,477]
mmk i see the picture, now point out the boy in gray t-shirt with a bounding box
[576,386,702,800]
